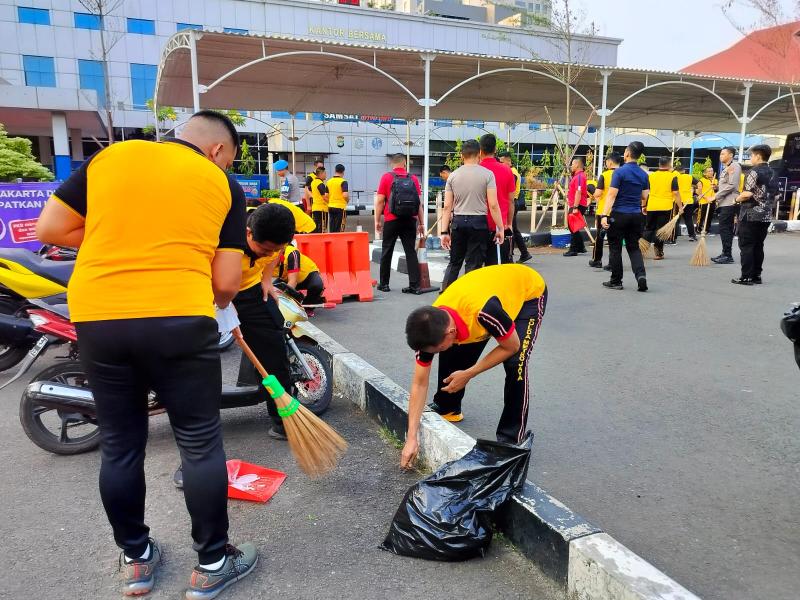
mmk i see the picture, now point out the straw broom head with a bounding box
[656,213,681,241]
[690,236,710,266]
[638,238,654,258]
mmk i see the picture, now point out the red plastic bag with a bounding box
[567,211,587,233]
[226,460,286,503]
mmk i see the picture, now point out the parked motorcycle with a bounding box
[9,290,334,456]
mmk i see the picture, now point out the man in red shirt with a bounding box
[374,154,425,293]
[563,157,589,257]
[479,134,514,264]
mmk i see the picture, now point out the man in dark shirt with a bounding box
[599,141,650,292]
[732,144,775,285]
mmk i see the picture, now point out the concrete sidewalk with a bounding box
[1,351,561,600]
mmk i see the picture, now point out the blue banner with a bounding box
[235,177,261,199]
[0,182,58,251]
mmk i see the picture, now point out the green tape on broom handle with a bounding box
[277,398,300,419]
[262,375,301,419]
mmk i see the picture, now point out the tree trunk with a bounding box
[98,14,115,144]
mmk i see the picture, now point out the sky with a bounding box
[587,0,798,70]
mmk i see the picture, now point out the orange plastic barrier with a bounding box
[294,232,375,303]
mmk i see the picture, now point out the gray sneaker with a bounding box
[186,543,258,599]
[119,539,161,596]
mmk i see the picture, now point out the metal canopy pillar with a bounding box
[738,82,753,161]
[670,130,676,165]
[289,113,297,174]
[596,70,611,179]
[420,53,436,232]
[189,31,201,113]
[405,121,411,169]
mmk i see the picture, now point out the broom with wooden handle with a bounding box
[690,201,713,266]
[656,206,684,241]
[232,327,347,477]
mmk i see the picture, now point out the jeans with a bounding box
[738,220,769,279]
[717,205,737,257]
[592,214,607,263]
[681,203,697,238]
[380,217,420,288]
[312,210,328,233]
[643,210,672,254]
[432,291,547,443]
[568,205,587,253]
[328,208,346,233]
[607,211,646,284]
[441,215,489,291]
[75,316,229,564]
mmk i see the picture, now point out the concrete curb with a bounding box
[303,321,701,600]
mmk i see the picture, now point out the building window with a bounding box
[74,12,102,30]
[177,22,202,31]
[130,63,157,109]
[22,55,56,87]
[127,18,155,35]
[271,111,292,119]
[223,27,248,34]
[18,7,50,25]
[78,59,106,107]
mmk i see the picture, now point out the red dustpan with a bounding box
[226,459,286,503]
[567,211,587,233]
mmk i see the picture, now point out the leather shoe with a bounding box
[563,251,578,257]
[517,253,533,264]
[588,260,602,268]
[731,277,754,286]
[711,255,735,264]
[637,276,648,292]
[377,284,390,292]
[602,280,623,290]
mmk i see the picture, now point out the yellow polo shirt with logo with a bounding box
[677,173,696,205]
[648,170,679,211]
[273,248,319,284]
[268,198,316,233]
[52,139,246,322]
[311,178,328,213]
[240,247,282,291]
[699,177,716,204]
[326,176,348,210]
[595,168,616,215]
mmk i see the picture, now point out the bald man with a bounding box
[36,110,259,597]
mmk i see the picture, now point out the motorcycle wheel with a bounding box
[291,342,333,416]
[0,297,34,372]
[218,330,235,351]
[19,361,100,455]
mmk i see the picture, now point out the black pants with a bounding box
[75,316,229,564]
[511,203,529,257]
[681,204,696,238]
[233,285,292,427]
[484,230,512,265]
[297,271,325,304]
[717,205,737,257]
[380,217,420,288]
[592,214,607,263]
[738,220,769,279]
[607,211,646,285]
[312,210,328,233]
[432,292,547,443]
[328,208,346,233]
[698,202,715,234]
[442,215,489,291]
[643,210,672,254]
[568,205,587,253]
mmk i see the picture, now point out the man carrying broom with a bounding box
[400,264,547,469]
[644,157,684,260]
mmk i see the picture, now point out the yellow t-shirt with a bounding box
[326,176,348,210]
[433,264,546,345]
[311,178,329,212]
[677,173,696,205]
[595,168,616,215]
[54,139,246,322]
[648,170,678,211]
[511,167,521,198]
[699,177,716,205]
[268,198,316,233]
[273,248,319,284]
[240,248,281,291]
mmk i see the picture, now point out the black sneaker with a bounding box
[688,237,697,242]
[588,260,602,268]
[401,286,420,294]
[731,277,754,286]
[517,253,532,264]
[752,277,762,284]
[186,543,258,600]
[602,281,623,290]
[119,539,162,596]
[376,284,390,292]
[711,255,735,264]
[563,251,578,257]
[603,265,611,271]
[173,465,184,490]
[268,425,287,440]
[637,276,648,292]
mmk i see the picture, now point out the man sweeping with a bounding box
[400,264,547,469]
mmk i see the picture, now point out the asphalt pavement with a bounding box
[1,350,560,600]
[312,232,800,600]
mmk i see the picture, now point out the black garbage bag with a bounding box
[381,432,532,561]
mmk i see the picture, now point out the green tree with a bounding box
[217,109,246,126]
[237,140,256,177]
[0,124,54,181]
[637,152,648,166]
[142,99,177,137]
[538,148,553,178]
[444,139,463,171]
[692,156,713,180]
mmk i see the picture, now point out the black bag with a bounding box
[388,173,420,217]
[381,433,532,561]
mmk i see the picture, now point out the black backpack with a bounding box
[388,173,420,217]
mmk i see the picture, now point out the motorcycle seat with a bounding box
[0,249,73,288]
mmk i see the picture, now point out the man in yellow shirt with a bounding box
[274,246,325,305]
[326,164,349,233]
[697,166,717,235]
[310,166,329,233]
[304,159,324,214]
[400,264,547,468]
[645,157,683,259]
[590,152,621,268]
[34,111,258,597]
[676,167,700,242]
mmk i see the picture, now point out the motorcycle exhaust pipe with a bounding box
[24,381,97,416]
[0,313,36,344]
